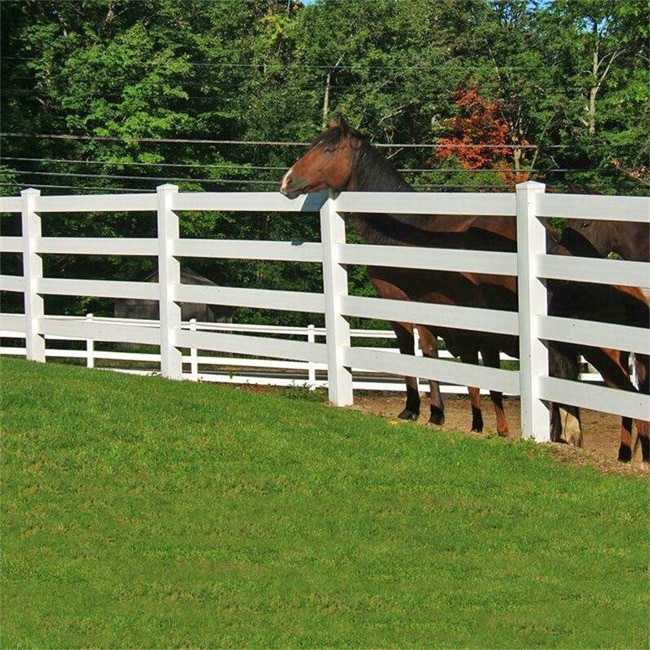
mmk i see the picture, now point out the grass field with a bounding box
[1,357,648,649]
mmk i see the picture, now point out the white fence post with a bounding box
[516,181,550,441]
[85,313,94,368]
[156,184,183,379]
[21,188,45,362]
[189,318,198,381]
[320,193,353,406]
[307,323,316,389]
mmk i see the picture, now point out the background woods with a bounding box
[1,0,648,321]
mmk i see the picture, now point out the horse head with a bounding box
[280,118,363,198]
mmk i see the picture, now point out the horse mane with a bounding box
[328,123,520,251]
[353,141,413,193]
[327,125,464,245]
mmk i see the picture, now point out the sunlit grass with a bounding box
[1,357,648,648]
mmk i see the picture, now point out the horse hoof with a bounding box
[429,407,444,426]
[618,445,632,463]
[398,409,419,421]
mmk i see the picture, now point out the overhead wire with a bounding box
[0,133,627,195]
[2,55,570,74]
[1,132,565,149]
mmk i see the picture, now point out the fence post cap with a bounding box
[20,187,41,197]
[157,184,179,192]
[516,180,546,192]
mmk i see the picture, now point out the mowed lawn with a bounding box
[1,357,648,649]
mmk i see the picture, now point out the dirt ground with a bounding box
[348,392,648,476]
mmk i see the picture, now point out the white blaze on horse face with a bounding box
[280,167,294,195]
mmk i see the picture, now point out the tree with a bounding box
[538,0,649,192]
[435,86,529,189]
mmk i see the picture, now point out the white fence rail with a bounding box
[1,183,649,442]
[0,316,609,391]
[0,316,526,391]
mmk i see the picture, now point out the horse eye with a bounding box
[580,221,589,229]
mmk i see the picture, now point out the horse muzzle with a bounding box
[280,169,310,199]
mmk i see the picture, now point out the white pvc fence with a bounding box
[0,316,524,391]
[1,183,648,442]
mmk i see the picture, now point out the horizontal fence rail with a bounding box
[1,183,649,444]
[0,317,607,393]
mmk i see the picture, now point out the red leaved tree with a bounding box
[437,87,530,188]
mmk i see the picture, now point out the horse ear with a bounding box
[338,116,351,134]
[327,119,339,128]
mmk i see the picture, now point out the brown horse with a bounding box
[561,219,649,263]
[558,218,650,461]
[281,119,649,462]
[282,118,516,434]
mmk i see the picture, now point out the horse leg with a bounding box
[614,351,635,462]
[635,419,650,467]
[468,385,484,433]
[415,326,445,425]
[481,346,509,436]
[549,345,583,446]
[454,349,483,432]
[582,347,646,463]
[550,405,582,446]
[589,347,647,463]
[391,321,420,420]
[631,353,650,465]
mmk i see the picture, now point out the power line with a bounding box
[4,132,639,152]
[1,56,563,74]
[12,170,276,185]
[0,182,155,193]
[2,156,287,171]
[0,181,527,194]
[6,162,581,177]
[0,132,305,147]
[0,132,546,149]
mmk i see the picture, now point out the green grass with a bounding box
[1,357,648,649]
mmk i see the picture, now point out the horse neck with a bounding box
[347,144,423,245]
[345,142,519,250]
[348,144,413,194]
[621,223,650,262]
[558,227,604,258]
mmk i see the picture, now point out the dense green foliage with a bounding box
[2,357,649,648]
[1,0,647,321]
[2,0,647,195]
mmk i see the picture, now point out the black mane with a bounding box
[323,126,516,251]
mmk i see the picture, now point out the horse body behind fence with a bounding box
[558,217,650,460]
[114,267,233,323]
[561,219,650,263]
[283,118,522,433]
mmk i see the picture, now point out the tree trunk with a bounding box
[322,70,331,128]
[588,47,599,135]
